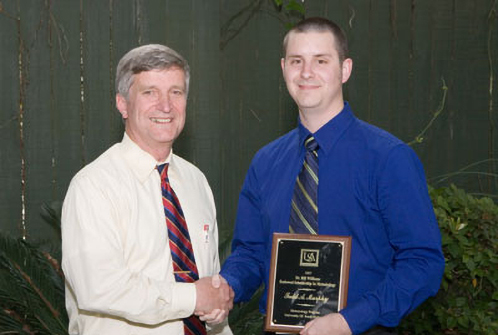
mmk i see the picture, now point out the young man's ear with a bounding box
[341,58,353,84]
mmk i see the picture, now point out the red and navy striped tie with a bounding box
[289,136,319,234]
[157,163,207,335]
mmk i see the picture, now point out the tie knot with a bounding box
[305,136,318,153]
[157,163,169,178]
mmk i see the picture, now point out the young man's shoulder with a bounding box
[253,128,299,162]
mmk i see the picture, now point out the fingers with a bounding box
[299,313,352,335]
[210,309,227,325]
[300,318,315,334]
[199,308,226,325]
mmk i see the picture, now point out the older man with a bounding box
[62,44,232,335]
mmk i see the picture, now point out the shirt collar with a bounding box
[120,133,172,183]
[297,101,355,155]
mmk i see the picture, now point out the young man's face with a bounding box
[281,30,352,117]
[116,67,187,157]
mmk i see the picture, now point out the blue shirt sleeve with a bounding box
[340,145,445,334]
[220,161,266,303]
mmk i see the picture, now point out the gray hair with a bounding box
[282,17,349,63]
[115,44,190,98]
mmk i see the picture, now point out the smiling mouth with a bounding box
[151,117,172,123]
[298,83,320,89]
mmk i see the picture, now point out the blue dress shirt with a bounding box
[220,102,445,334]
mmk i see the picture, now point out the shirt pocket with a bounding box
[190,221,218,276]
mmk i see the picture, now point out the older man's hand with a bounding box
[194,274,234,322]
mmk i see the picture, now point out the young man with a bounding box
[62,44,232,335]
[220,17,444,335]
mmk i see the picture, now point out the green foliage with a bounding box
[228,287,265,335]
[0,201,67,335]
[399,185,498,334]
[0,237,67,334]
[271,0,305,30]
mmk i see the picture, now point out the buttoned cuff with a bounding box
[169,282,196,318]
[219,272,241,302]
[340,297,379,335]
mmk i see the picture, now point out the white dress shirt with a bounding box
[62,133,232,335]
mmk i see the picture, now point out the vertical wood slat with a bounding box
[490,0,498,192]
[186,0,224,229]
[344,0,372,122]
[21,1,55,241]
[50,0,82,205]
[0,2,22,237]
[387,0,413,141]
[219,0,292,235]
[82,0,114,164]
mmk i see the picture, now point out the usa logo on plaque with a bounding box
[300,249,320,267]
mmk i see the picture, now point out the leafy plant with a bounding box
[228,287,265,335]
[399,185,498,334]
[220,0,305,50]
[0,233,67,334]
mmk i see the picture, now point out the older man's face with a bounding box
[116,67,187,158]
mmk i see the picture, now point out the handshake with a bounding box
[194,274,234,324]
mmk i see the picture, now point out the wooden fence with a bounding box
[1,0,497,242]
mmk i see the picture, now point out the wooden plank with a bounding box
[491,0,498,195]
[50,0,85,206]
[0,2,22,237]
[109,0,138,147]
[219,0,245,233]
[405,0,434,147]
[345,0,373,122]
[20,0,56,241]
[386,0,412,141]
[137,0,168,45]
[81,0,117,164]
[220,0,286,232]
[363,0,392,131]
[184,0,223,227]
[411,0,453,185]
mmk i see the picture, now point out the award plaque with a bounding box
[265,233,351,333]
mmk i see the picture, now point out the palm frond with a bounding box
[0,234,68,335]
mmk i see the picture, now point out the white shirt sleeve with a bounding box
[62,173,196,325]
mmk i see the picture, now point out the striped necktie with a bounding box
[157,163,207,335]
[289,136,319,235]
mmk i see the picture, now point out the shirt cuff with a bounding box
[340,297,379,334]
[168,282,196,318]
[219,271,241,302]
